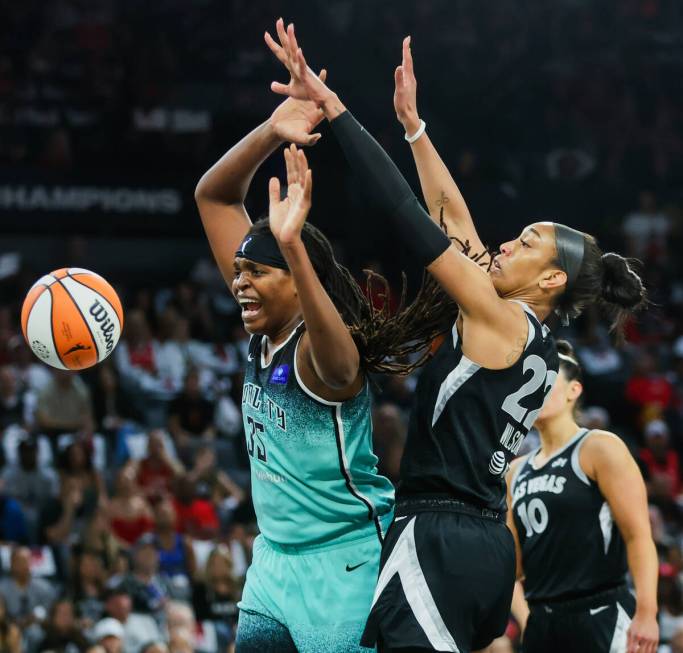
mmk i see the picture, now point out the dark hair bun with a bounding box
[600,253,646,310]
[556,339,577,359]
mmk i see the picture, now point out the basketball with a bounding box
[21,267,124,371]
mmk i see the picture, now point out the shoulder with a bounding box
[580,429,629,457]
[579,429,634,479]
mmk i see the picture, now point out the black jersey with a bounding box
[511,429,628,602]
[399,302,559,512]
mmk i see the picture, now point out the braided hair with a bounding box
[246,215,491,375]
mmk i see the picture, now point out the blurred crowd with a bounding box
[2,1,683,653]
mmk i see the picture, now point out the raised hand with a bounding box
[268,144,313,246]
[265,18,335,108]
[269,69,327,146]
[394,36,421,135]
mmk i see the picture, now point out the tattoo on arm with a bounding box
[435,191,449,208]
[505,336,528,366]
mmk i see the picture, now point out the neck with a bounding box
[503,291,553,323]
[535,412,581,455]
[265,315,302,350]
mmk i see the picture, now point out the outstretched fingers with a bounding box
[402,36,414,77]
[284,146,297,188]
[264,31,288,66]
[268,177,281,207]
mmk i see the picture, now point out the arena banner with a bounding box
[0,183,182,214]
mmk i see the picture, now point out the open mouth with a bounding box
[238,298,263,320]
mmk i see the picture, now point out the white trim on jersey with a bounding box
[530,428,587,472]
[432,356,480,427]
[292,333,382,535]
[260,321,304,369]
[608,602,631,653]
[599,502,615,555]
[372,517,459,652]
[451,321,459,348]
[570,430,592,485]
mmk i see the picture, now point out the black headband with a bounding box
[235,231,288,270]
[554,223,585,290]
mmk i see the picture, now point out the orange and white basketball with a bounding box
[21,268,124,370]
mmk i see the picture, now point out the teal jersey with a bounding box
[241,324,394,547]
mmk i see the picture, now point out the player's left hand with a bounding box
[269,69,327,146]
[265,18,334,107]
[268,144,312,246]
[626,611,659,653]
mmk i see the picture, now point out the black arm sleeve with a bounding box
[330,110,450,268]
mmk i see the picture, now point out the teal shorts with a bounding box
[238,519,391,652]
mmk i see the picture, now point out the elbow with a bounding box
[194,174,210,205]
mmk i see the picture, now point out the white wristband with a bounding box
[404,119,426,144]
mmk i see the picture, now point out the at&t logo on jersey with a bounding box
[488,450,508,476]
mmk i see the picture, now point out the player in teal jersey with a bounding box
[195,83,457,652]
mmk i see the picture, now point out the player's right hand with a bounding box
[394,36,421,136]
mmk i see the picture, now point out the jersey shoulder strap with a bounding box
[570,428,595,486]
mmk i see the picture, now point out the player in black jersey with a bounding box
[265,21,647,652]
[507,341,658,653]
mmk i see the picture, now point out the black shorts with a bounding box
[523,585,635,653]
[361,497,516,653]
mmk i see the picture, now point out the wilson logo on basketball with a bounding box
[89,300,117,353]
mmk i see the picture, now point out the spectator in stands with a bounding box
[626,350,674,423]
[78,509,121,576]
[0,365,28,428]
[164,602,197,653]
[0,489,29,544]
[71,549,106,627]
[100,587,162,653]
[1,435,52,542]
[108,466,154,546]
[622,190,672,259]
[192,545,239,649]
[150,497,195,599]
[134,430,184,503]
[57,440,106,513]
[41,476,96,556]
[92,618,124,653]
[0,595,21,653]
[659,573,683,645]
[37,598,89,653]
[86,362,140,437]
[35,371,94,440]
[640,420,680,501]
[117,534,172,617]
[167,369,216,452]
[187,446,245,527]
[0,546,56,644]
[172,475,219,540]
[114,309,185,425]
